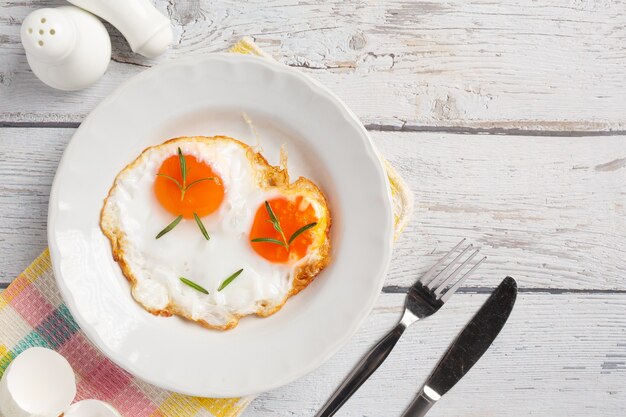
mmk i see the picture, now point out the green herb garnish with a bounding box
[193,212,210,241]
[178,147,187,186]
[250,237,287,247]
[218,268,244,291]
[288,222,318,245]
[265,201,288,245]
[180,277,209,294]
[250,201,317,250]
[155,173,181,189]
[156,215,183,239]
[156,147,220,201]
[185,177,218,190]
[153,147,220,240]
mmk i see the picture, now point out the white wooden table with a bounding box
[1,1,625,416]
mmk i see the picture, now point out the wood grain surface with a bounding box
[1,0,626,131]
[243,292,626,417]
[1,0,625,416]
[1,128,624,291]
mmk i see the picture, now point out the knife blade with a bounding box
[401,276,517,417]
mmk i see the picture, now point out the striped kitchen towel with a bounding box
[0,38,412,417]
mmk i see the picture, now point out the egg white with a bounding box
[102,139,323,328]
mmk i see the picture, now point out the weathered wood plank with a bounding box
[243,292,626,417]
[1,128,624,291]
[1,0,625,130]
[384,132,626,292]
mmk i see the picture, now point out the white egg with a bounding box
[101,136,331,330]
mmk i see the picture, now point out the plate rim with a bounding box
[48,53,394,397]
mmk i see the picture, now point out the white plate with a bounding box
[48,53,393,397]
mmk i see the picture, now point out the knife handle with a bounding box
[314,322,406,417]
[400,389,436,417]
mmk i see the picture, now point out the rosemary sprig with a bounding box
[288,222,318,245]
[158,174,219,200]
[154,149,220,241]
[157,147,219,201]
[180,277,209,294]
[250,201,318,250]
[185,177,219,189]
[218,269,244,291]
[156,215,183,239]
[178,147,187,186]
[265,201,288,245]
[155,173,181,189]
[193,212,210,240]
[250,237,287,247]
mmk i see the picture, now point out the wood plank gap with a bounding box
[4,282,625,294]
[382,285,626,295]
[0,122,81,129]
[364,124,626,136]
[3,121,626,137]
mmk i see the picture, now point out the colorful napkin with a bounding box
[0,39,412,417]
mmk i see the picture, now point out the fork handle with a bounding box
[314,322,406,417]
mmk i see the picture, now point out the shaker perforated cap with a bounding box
[21,8,77,63]
[20,6,111,90]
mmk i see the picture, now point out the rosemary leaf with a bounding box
[177,147,187,185]
[156,173,182,189]
[251,237,288,248]
[185,177,219,191]
[264,201,288,245]
[180,277,209,294]
[265,201,280,231]
[218,269,244,291]
[155,215,183,239]
[288,222,317,245]
[193,212,210,241]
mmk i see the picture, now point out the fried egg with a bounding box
[100,136,331,330]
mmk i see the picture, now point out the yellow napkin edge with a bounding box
[229,37,413,240]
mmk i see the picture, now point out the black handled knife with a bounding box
[401,276,518,417]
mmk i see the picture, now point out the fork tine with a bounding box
[440,256,487,303]
[433,249,480,297]
[426,244,473,290]
[420,239,466,285]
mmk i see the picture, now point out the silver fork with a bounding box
[314,239,486,417]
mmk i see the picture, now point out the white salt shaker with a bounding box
[67,0,173,59]
[20,6,111,91]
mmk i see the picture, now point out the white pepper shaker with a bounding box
[20,6,111,91]
[67,0,173,59]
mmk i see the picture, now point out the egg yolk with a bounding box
[154,153,224,219]
[250,196,318,263]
